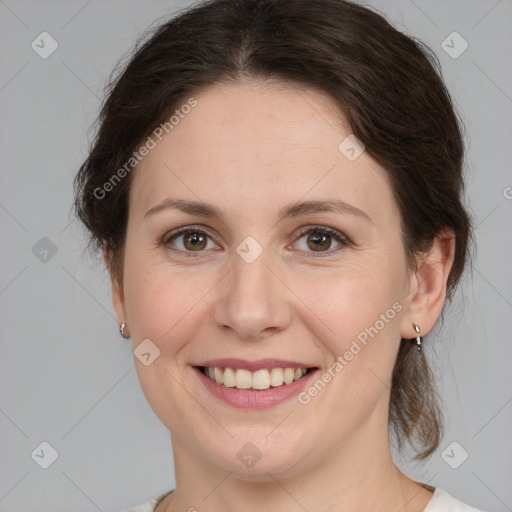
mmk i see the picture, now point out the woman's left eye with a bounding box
[292,227,349,256]
[161,225,349,257]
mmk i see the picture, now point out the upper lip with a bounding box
[195,358,317,371]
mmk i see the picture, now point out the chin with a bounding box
[197,429,314,480]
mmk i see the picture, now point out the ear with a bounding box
[400,228,456,339]
[103,245,126,325]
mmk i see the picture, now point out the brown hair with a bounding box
[73,0,473,459]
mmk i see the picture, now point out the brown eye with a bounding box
[164,228,215,253]
[306,232,332,251]
[293,226,349,256]
[182,231,207,251]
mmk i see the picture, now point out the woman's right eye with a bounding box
[163,227,218,255]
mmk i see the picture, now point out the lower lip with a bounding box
[193,366,318,409]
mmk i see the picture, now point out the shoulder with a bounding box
[123,487,485,512]
[426,488,486,512]
[122,489,174,512]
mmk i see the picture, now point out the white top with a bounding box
[124,487,485,512]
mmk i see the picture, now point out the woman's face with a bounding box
[113,80,417,478]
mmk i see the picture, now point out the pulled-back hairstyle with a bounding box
[74,0,473,459]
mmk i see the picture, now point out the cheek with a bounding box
[296,269,404,413]
[292,254,405,344]
[125,267,195,340]
[292,255,406,411]
[122,248,221,356]
[121,254,216,430]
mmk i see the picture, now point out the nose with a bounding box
[211,245,292,341]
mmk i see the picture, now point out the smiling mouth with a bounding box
[196,366,316,390]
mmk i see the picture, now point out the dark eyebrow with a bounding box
[278,199,372,224]
[143,198,372,224]
[144,198,223,220]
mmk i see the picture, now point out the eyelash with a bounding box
[161,225,350,258]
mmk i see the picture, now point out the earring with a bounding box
[119,322,130,339]
[412,323,422,352]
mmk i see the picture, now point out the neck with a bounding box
[161,419,433,512]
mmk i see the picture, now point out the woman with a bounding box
[74,0,482,510]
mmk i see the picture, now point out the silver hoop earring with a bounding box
[412,323,422,352]
[119,322,130,339]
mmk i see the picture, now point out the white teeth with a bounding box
[252,369,271,390]
[235,369,253,389]
[202,366,309,390]
[270,368,284,387]
[223,367,236,387]
[283,368,295,385]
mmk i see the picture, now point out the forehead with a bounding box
[129,80,397,226]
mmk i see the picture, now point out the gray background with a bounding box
[0,0,511,511]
